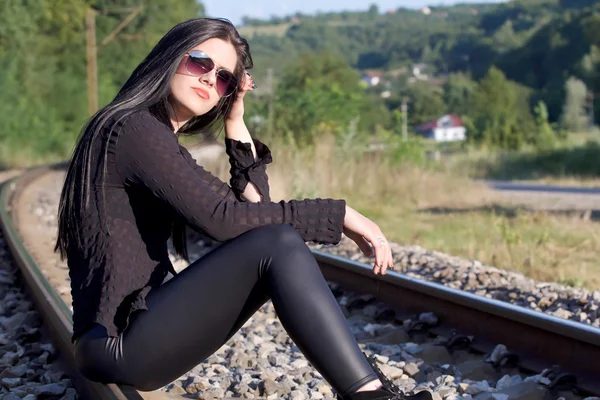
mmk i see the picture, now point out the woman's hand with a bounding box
[343,205,394,275]
[227,71,256,121]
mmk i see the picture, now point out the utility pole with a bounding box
[86,9,98,117]
[401,96,408,140]
[85,6,144,116]
[266,67,274,139]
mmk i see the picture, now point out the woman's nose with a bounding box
[200,69,217,88]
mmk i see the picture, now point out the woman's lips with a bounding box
[192,87,210,100]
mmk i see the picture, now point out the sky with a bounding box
[202,0,508,25]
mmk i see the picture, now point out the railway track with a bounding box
[1,164,599,400]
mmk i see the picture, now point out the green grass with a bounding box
[358,202,600,289]
[445,136,600,187]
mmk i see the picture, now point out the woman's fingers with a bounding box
[367,232,393,275]
[243,72,256,91]
[366,233,385,274]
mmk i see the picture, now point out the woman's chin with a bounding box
[188,101,214,117]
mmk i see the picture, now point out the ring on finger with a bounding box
[376,237,386,246]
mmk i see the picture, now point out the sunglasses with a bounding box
[184,50,238,97]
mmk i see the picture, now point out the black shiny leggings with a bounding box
[74,224,377,396]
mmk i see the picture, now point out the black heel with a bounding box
[336,353,434,400]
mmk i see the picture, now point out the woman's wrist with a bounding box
[224,117,248,140]
[224,117,257,158]
[225,115,244,125]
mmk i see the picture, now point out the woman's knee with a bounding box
[253,223,306,250]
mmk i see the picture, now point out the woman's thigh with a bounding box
[99,225,299,390]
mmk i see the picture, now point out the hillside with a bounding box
[240,0,600,123]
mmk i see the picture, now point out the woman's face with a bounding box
[170,38,238,120]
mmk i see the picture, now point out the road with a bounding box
[482,180,600,212]
[485,180,600,195]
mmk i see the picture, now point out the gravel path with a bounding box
[9,169,600,400]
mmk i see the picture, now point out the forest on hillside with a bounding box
[242,0,599,129]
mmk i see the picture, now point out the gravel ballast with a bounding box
[0,233,78,399]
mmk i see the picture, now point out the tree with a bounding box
[470,67,536,149]
[368,4,379,18]
[273,52,366,144]
[444,72,478,116]
[533,101,558,150]
[560,76,589,132]
[0,0,206,165]
[405,83,447,126]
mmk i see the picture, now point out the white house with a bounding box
[361,71,383,87]
[412,63,431,81]
[415,114,466,142]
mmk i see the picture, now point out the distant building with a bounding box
[415,114,466,142]
[361,71,383,86]
[412,63,431,80]
[420,7,431,15]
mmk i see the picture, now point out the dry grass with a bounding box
[201,134,600,290]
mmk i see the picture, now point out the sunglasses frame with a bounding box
[184,50,238,98]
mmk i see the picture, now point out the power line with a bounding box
[86,6,144,116]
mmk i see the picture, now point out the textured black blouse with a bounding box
[67,108,346,342]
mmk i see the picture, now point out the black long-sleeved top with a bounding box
[67,108,346,342]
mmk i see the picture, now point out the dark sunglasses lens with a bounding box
[186,53,214,75]
[216,71,237,97]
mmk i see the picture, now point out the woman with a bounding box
[55,17,433,400]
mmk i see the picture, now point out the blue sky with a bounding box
[203,0,508,25]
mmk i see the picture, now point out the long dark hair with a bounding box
[55,17,253,262]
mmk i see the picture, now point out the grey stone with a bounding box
[262,378,279,396]
[457,360,498,381]
[417,345,453,365]
[403,363,420,377]
[1,395,21,400]
[487,344,508,363]
[198,387,224,399]
[475,382,552,400]
[0,352,19,367]
[34,383,67,396]
[378,364,404,379]
[291,359,309,369]
[1,377,21,388]
[291,389,307,400]
[376,330,410,344]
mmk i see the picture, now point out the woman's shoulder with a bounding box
[108,108,176,144]
[109,108,179,156]
[113,108,170,132]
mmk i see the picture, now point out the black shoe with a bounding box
[335,353,434,400]
[340,387,433,400]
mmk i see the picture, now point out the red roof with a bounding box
[416,114,464,132]
[363,70,383,78]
